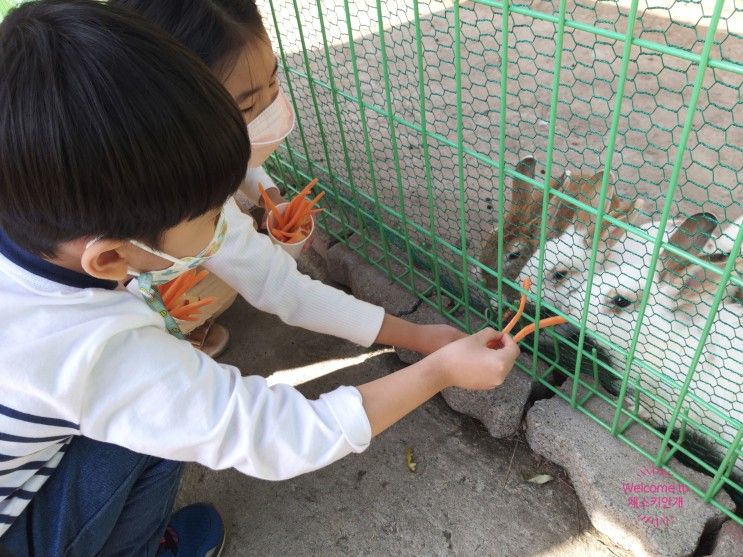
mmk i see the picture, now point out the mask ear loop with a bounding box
[85,236,143,278]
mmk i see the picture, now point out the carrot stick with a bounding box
[513,316,567,343]
[283,192,325,233]
[169,296,216,320]
[280,198,302,228]
[162,269,208,308]
[269,228,291,241]
[502,277,532,335]
[282,180,318,226]
[297,178,318,199]
[259,184,285,229]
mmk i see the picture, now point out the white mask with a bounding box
[246,87,295,168]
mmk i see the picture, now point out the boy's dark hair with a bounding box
[0,0,249,256]
[110,0,267,76]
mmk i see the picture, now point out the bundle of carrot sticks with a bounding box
[157,269,216,322]
[259,178,324,244]
[488,277,567,348]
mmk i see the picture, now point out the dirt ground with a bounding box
[175,295,632,557]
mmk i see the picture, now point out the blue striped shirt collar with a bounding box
[0,228,116,291]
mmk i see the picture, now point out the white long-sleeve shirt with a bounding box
[0,198,384,536]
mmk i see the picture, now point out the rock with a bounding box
[325,241,419,315]
[441,353,535,438]
[296,246,332,285]
[711,520,743,557]
[525,384,734,557]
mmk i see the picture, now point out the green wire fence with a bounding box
[262,0,742,523]
[1,0,740,525]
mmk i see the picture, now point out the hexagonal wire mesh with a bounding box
[262,0,742,521]
[2,0,737,523]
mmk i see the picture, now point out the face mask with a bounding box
[127,207,228,288]
[85,207,228,339]
[246,87,295,168]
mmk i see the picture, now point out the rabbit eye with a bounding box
[612,295,632,309]
[552,270,567,281]
[508,251,521,260]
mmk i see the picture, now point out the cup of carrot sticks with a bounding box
[260,178,324,260]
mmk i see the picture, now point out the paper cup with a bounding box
[267,202,315,260]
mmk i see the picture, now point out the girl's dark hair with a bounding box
[0,0,249,256]
[110,0,267,76]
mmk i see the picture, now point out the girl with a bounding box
[112,0,297,355]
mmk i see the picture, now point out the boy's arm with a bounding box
[80,325,517,480]
[81,326,371,480]
[359,329,519,435]
[375,314,468,356]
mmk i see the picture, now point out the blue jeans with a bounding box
[0,437,184,556]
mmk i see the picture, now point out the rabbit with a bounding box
[555,212,742,478]
[517,171,645,316]
[480,157,568,302]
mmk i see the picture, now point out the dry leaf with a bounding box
[524,473,553,484]
[405,447,417,473]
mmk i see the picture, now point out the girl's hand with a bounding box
[430,328,520,390]
[412,323,468,355]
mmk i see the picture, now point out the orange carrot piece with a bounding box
[169,296,216,320]
[502,277,532,335]
[284,192,324,233]
[513,316,567,343]
[269,227,291,241]
[282,179,318,226]
[279,198,302,230]
[259,184,285,229]
[297,178,318,199]
[162,269,208,308]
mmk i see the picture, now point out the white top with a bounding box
[0,197,384,535]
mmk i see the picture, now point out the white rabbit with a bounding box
[563,213,742,477]
[517,171,643,315]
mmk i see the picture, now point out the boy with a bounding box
[0,1,519,554]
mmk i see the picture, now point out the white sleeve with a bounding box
[238,166,280,206]
[205,197,385,347]
[80,327,371,480]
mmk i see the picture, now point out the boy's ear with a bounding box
[80,239,130,281]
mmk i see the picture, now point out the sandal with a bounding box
[188,319,230,359]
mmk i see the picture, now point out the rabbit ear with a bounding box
[509,157,542,227]
[670,252,737,313]
[481,158,541,285]
[659,212,719,286]
[549,170,613,243]
[588,197,645,252]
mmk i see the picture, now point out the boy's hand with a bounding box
[411,323,467,355]
[430,328,520,390]
[358,328,520,436]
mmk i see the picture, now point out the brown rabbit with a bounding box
[480,158,564,298]
[480,158,618,301]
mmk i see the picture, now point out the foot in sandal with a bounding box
[188,320,230,359]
